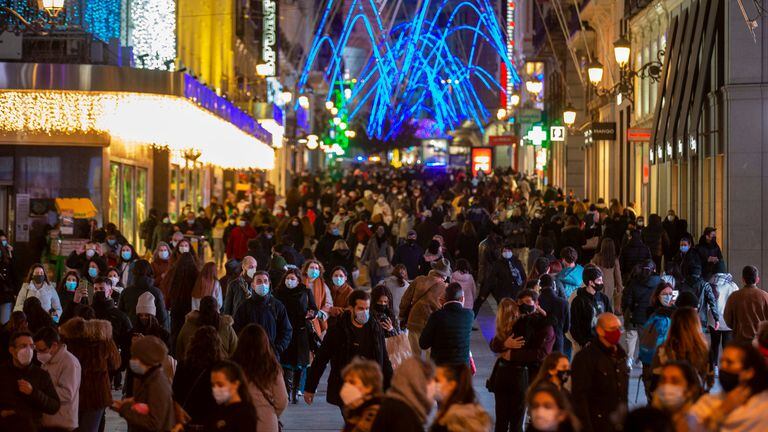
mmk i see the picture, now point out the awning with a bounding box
[55,198,98,219]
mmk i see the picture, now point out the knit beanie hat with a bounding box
[136,291,156,316]
[131,335,167,366]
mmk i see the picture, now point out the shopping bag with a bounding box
[386,331,412,369]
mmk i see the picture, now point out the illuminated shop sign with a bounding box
[471,147,493,176]
[261,0,278,77]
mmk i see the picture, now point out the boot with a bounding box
[292,369,303,404]
[283,367,293,402]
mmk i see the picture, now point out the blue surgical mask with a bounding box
[502,251,514,260]
[680,245,690,253]
[159,250,170,260]
[121,251,132,261]
[65,281,78,292]
[661,294,674,306]
[308,269,320,280]
[107,239,116,246]
[332,228,340,236]
[1,240,7,247]
[254,284,270,297]
[88,267,98,278]
[354,310,370,325]
[333,276,346,287]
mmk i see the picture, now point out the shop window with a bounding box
[109,162,148,248]
[109,163,120,228]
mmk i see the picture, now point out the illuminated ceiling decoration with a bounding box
[297,0,520,140]
[0,91,273,170]
[3,0,121,41]
[128,0,176,70]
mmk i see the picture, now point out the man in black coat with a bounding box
[474,243,526,315]
[537,274,569,353]
[619,230,652,282]
[419,282,474,365]
[0,331,60,430]
[678,259,719,329]
[304,290,393,411]
[571,313,629,432]
[569,266,612,353]
[392,230,424,279]
[696,227,724,280]
[232,273,293,357]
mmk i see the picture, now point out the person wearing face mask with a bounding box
[0,331,60,430]
[60,315,120,432]
[619,230,652,284]
[370,284,401,338]
[15,264,62,323]
[650,361,702,431]
[305,291,393,415]
[57,271,89,322]
[689,341,768,431]
[315,223,343,264]
[370,356,434,432]
[568,265,612,355]
[274,268,318,404]
[222,256,258,315]
[677,259,719,331]
[393,230,424,280]
[206,360,257,431]
[526,384,579,432]
[695,227,723,281]
[419,283,474,366]
[328,267,355,327]
[150,212,174,251]
[362,224,395,288]
[302,259,333,336]
[571,313,628,432]
[338,358,383,432]
[638,282,677,401]
[66,241,108,281]
[34,326,81,432]
[116,260,169,329]
[474,244,527,316]
[621,260,662,370]
[232,271,292,357]
[150,242,173,287]
[429,363,491,432]
[112,335,176,431]
[529,352,572,394]
[226,216,257,261]
[91,277,132,392]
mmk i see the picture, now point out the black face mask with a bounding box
[93,291,108,305]
[593,283,605,292]
[33,275,45,284]
[718,370,740,392]
[556,370,571,384]
[519,303,535,314]
[373,304,389,314]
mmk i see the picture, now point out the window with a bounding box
[109,162,148,248]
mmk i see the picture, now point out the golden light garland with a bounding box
[0,91,275,170]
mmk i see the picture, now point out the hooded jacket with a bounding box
[431,403,493,432]
[678,274,719,328]
[175,310,238,360]
[117,276,169,329]
[59,317,121,410]
[371,357,434,432]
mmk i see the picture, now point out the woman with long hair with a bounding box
[639,281,677,401]
[430,363,491,432]
[274,267,318,404]
[150,241,173,287]
[191,261,223,311]
[526,384,580,432]
[450,259,477,312]
[176,295,238,360]
[302,259,332,335]
[14,264,61,322]
[590,237,623,309]
[653,307,712,389]
[328,266,354,326]
[208,360,258,431]
[231,323,288,432]
[455,221,480,272]
[172,325,226,429]
[529,352,571,393]
[116,243,139,288]
[22,296,53,334]
[489,298,526,432]
[163,251,200,352]
[370,284,400,337]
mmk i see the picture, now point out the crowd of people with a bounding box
[1,165,768,432]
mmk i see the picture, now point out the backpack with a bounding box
[638,313,671,364]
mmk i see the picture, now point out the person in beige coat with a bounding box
[590,238,624,310]
[175,296,238,360]
[35,327,81,431]
[399,258,450,358]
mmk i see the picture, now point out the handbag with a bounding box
[306,321,322,352]
[385,331,412,369]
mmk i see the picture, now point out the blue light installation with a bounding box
[4,0,121,42]
[298,0,521,139]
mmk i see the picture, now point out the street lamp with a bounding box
[525,80,543,94]
[510,94,520,107]
[39,0,65,17]
[298,95,310,109]
[587,61,604,86]
[496,108,507,121]
[613,36,631,68]
[280,91,293,104]
[563,103,577,127]
[306,134,319,150]
[325,101,334,110]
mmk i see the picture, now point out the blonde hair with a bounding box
[495,298,520,340]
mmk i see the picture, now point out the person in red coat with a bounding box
[226,217,257,260]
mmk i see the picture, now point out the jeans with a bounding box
[709,327,732,368]
[78,408,105,432]
[494,361,528,432]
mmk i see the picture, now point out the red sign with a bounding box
[489,135,518,146]
[628,128,653,142]
[471,147,493,176]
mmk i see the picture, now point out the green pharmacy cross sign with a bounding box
[524,124,548,147]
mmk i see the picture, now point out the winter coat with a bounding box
[678,276,719,329]
[151,222,175,250]
[590,258,623,310]
[59,317,121,410]
[556,265,584,299]
[119,365,175,432]
[538,287,570,353]
[274,285,318,367]
[305,310,393,407]
[233,294,292,356]
[708,273,739,331]
[172,363,216,427]
[560,226,586,257]
[454,233,479,272]
[399,272,448,333]
[371,397,423,432]
[449,271,477,311]
[343,395,381,432]
[619,238,652,281]
[0,361,60,430]
[485,256,527,300]
[94,297,133,363]
[569,288,612,347]
[571,338,629,432]
[621,274,662,327]
[14,281,61,317]
[430,402,492,432]
[724,285,768,343]
[377,276,409,319]
[245,368,288,432]
[638,305,675,365]
[222,275,252,316]
[175,311,238,360]
[40,344,81,430]
[696,238,724,280]
[642,225,669,258]
[117,276,169,329]
[226,225,257,260]
[419,302,474,365]
[363,237,394,280]
[325,250,355,278]
[393,240,424,280]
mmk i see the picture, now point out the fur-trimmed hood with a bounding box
[437,403,492,432]
[59,317,113,341]
[184,310,234,328]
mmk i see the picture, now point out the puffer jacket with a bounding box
[430,403,492,432]
[175,310,238,360]
[621,274,662,327]
[59,317,121,411]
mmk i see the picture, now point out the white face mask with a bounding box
[109,276,120,287]
[285,279,299,289]
[212,386,232,405]
[16,347,33,366]
[530,407,560,431]
[246,268,257,279]
[129,359,147,375]
[178,245,190,253]
[36,351,53,364]
[85,249,96,258]
[654,384,686,410]
[339,382,364,406]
